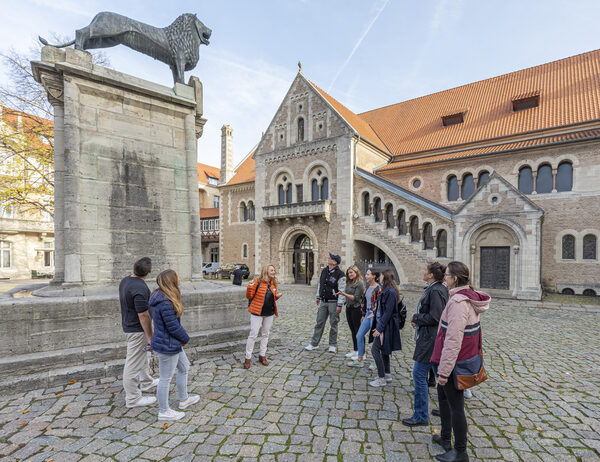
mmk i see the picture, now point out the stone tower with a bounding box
[220,125,234,184]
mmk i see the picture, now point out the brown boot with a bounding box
[243,359,251,369]
[258,355,269,366]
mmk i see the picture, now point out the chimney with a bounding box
[220,125,234,184]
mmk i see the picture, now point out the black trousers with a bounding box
[437,371,467,451]
[371,336,390,378]
[345,306,363,351]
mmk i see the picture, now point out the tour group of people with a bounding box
[120,252,489,462]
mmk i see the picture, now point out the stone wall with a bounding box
[379,141,600,293]
[219,183,256,274]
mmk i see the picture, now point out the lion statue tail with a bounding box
[39,36,76,48]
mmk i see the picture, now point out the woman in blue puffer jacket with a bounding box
[150,269,199,421]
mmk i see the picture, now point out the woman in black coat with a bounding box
[402,262,448,427]
[369,270,402,387]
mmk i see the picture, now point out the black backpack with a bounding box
[398,297,407,330]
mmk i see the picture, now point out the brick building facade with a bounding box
[218,50,600,300]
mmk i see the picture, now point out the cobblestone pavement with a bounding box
[1,285,599,461]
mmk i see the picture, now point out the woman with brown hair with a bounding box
[430,261,490,462]
[244,265,282,369]
[369,270,402,387]
[150,270,199,421]
[336,265,365,360]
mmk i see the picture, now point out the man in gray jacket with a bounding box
[305,253,346,353]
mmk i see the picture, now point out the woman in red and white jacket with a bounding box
[430,261,490,462]
[243,265,282,369]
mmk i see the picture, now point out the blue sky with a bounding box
[2,0,600,168]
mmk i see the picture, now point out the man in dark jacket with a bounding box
[402,262,448,427]
[232,265,243,286]
[119,257,158,408]
[305,253,346,353]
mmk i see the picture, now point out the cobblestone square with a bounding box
[1,285,599,461]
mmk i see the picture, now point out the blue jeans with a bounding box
[156,350,190,413]
[356,314,373,358]
[412,360,433,422]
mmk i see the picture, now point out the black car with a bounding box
[217,263,250,279]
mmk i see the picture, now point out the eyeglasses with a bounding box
[444,273,454,278]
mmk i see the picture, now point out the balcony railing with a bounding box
[263,200,331,222]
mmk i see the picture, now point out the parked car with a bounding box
[216,263,250,279]
[202,262,220,276]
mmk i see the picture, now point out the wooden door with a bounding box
[480,246,510,290]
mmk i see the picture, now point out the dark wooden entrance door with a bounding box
[480,246,510,290]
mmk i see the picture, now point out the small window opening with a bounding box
[442,112,465,127]
[512,95,539,112]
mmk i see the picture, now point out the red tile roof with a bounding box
[309,81,389,152]
[200,207,219,218]
[197,162,220,184]
[227,150,256,185]
[378,128,600,170]
[360,49,600,158]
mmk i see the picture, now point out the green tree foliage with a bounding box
[0,42,109,218]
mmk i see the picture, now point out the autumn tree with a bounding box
[0,41,109,218]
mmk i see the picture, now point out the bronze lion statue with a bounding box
[40,12,211,84]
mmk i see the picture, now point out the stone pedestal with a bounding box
[0,48,247,392]
[31,47,207,294]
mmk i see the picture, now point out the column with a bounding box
[62,81,82,285]
[51,103,65,284]
[185,112,203,281]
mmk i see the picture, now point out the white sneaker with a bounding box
[348,359,364,367]
[179,394,200,409]
[305,344,316,351]
[464,389,473,399]
[368,361,377,370]
[385,373,393,382]
[369,378,387,387]
[328,345,336,353]
[345,351,357,358]
[140,378,159,392]
[126,395,157,408]
[158,408,185,421]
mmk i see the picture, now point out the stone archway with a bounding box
[468,223,520,295]
[278,225,320,284]
[353,233,406,284]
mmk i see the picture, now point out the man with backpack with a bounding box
[305,253,346,353]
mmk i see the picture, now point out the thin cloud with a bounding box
[327,0,391,93]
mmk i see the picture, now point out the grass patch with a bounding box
[542,293,600,305]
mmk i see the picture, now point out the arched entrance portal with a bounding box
[292,235,314,285]
[353,238,401,283]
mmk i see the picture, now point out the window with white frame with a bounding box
[0,241,11,268]
[213,195,220,208]
[207,176,218,186]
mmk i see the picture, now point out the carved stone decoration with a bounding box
[39,71,64,105]
[195,117,207,139]
[39,12,211,84]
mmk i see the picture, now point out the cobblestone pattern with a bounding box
[1,286,599,461]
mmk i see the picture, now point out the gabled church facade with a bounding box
[218,50,600,300]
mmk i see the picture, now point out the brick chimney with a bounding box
[220,125,234,184]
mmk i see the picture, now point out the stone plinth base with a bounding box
[0,281,248,393]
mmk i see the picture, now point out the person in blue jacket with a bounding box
[150,269,199,421]
[369,270,402,387]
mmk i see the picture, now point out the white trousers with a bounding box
[245,314,274,359]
